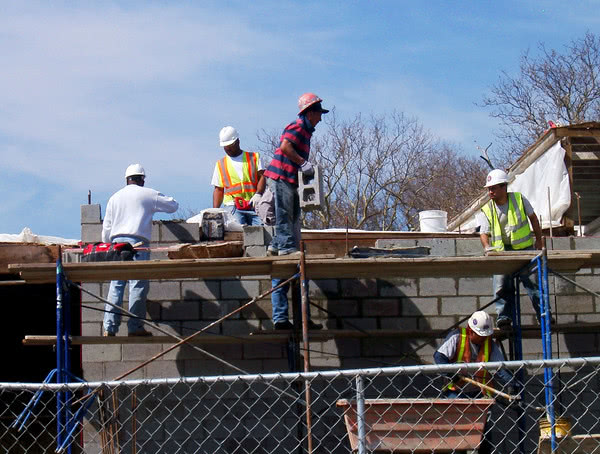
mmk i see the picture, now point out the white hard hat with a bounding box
[125,163,145,178]
[468,311,494,337]
[484,169,509,188]
[219,126,239,147]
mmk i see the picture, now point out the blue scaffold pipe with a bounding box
[56,251,65,449]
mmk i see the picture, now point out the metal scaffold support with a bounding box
[12,248,92,454]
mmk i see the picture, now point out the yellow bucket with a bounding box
[539,416,572,439]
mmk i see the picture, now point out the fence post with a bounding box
[356,375,367,454]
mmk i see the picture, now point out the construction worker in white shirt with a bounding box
[102,164,179,337]
[477,169,544,329]
[211,126,266,226]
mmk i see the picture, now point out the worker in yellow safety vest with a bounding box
[477,169,544,329]
[212,126,266,226]
[434,311,515,454]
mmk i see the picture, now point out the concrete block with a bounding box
[456,238,483,256]
[81,204,101,223]
[146,360,184,379]
[159,221,200,243]
[81,283,102,303]
[416,238,456,257]
[244,245,267,257]
[122,343,163,361]
[380,317,419,330]
[553,273,576,294]
[221,319,260,335]
[81,362,104,381]
[375,239,417,249]
[556,294,595,313]
[323,299,359,317]
[182,280,220,300]
[82,303,104,323]
[558,333,598,355]
[361,298,400,316]
[201,300,240,320]
[81,322,101,336]
[309,279,340,298]
[149,250,169,260]
[298,165,324,211]
[221,279,260,299]
[341,318,377,331]
[201,344,244,360]
[548,237,572,250]
[378,278,418,297]
[242,226,270,246]
[151,223,160,243]
[420,277,457,296]
[310,357,342,368]
[243,342,284,359]
[81,223,102,243]
[419,316,458,330]
[240,299,272,319]
[458,277,491,295]
[401,297,439,316]
[161,300,200,320]
[361,337,406,357]
[82,344,121,362]
[440,296,478,316]
[575,275,600,293]
[574,237,600,250]
[340,278,378,297]
[148,281,181,301]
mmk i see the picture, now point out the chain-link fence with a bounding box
[1,357,600,454]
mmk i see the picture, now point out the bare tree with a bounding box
[481,32,600,163]
[259,111,487,230]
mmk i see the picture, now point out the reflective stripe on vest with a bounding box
[216,152,259,204]
[481,192,533,251]
[447,328,492,396]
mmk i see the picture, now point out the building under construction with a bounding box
[1,123,600,453]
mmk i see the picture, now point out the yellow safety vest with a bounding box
[481,192,533,251]
[216,152,260,204]
[447,328,492,397]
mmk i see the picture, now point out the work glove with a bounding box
[249,193,262,208]
[300,160,315,179]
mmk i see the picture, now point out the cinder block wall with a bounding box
[79,205,599,382]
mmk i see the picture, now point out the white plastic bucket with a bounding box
[419,210,447,232]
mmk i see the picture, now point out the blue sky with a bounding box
[1,1,598,240]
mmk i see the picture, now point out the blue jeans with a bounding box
[103,236,150,334]
[226,205,262,226]
[494,246,541,322]
[267,178,300,254]
[271,278,311,323]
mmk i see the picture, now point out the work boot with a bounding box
[496,317,512,330]
[274,320,294,330]
[307,320,323,330]
[103,330,115,337]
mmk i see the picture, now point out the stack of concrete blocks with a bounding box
[298,165,324,211]
[242,225,274,257]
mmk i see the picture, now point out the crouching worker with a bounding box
[434,310,516,454]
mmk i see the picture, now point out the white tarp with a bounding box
[456,140,571,232]
[509,141,571,229]
[0,227,79,245]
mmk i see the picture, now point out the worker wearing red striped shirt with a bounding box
[263,93,328,256]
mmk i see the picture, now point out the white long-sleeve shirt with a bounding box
[102,184,179,243]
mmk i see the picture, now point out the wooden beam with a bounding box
[9,251,593,283]
[25,322,599,346]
